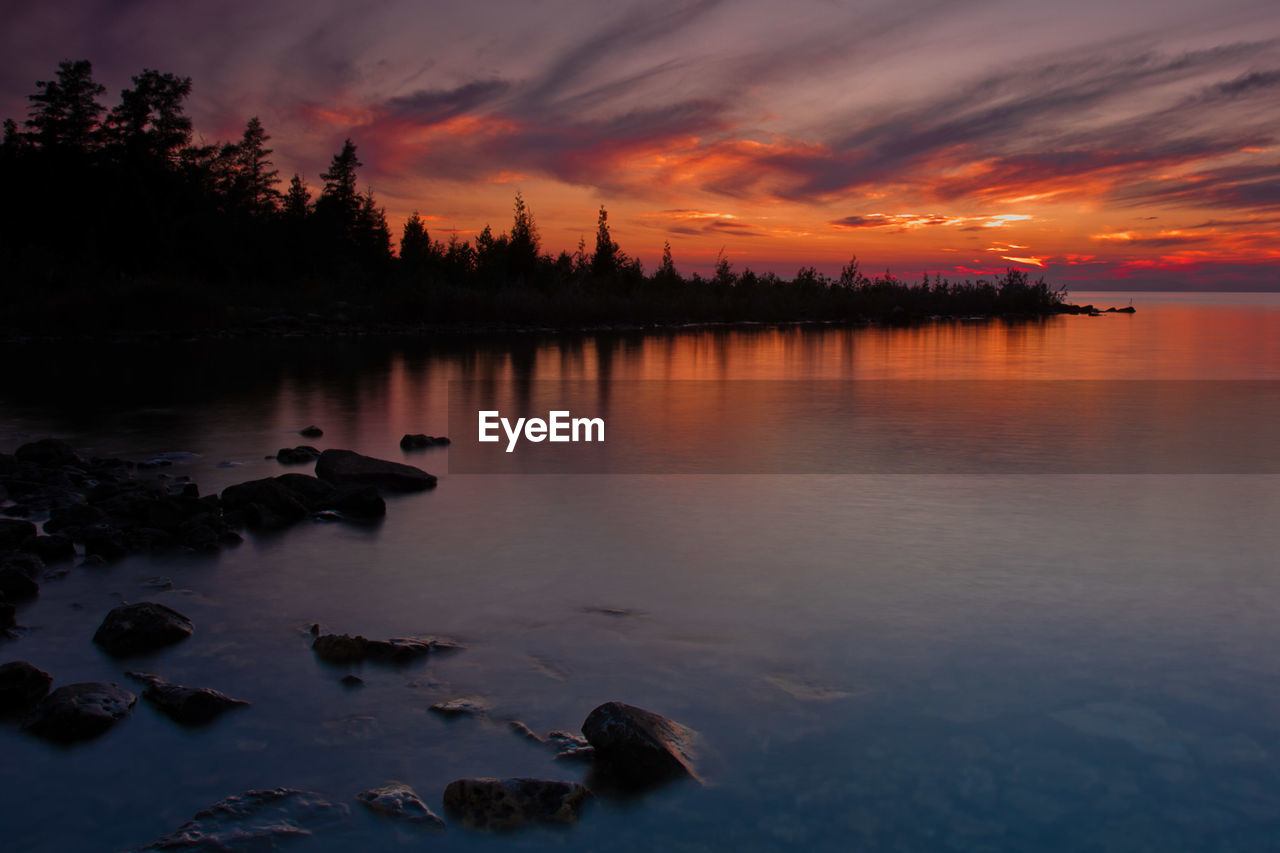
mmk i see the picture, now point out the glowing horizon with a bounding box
[3,0,1279,288]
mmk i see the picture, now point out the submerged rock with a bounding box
[315,450,436,492]
[442,778,592,830]
[0,518,38,550]
[93,602,194,657]
[299,425,324,438]
[14,439,83,468]
[138,787,349,850]
[429,697,487,718]
[0,661,52,714]
[312,632,452,664]
[399,434,450,450]
[582,701,699,788]
[356,782,445,829]
[339,674,364,688]
[221,475,384,529]
[22,681,136,741]
[127,672,250,725]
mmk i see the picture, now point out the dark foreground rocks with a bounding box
[399,433,450,450]
[93,602,194,656]
[220,474,384,530]
[275,446,321,465]
[0,661,52,714]
[429,697,488,718]
[138,787,349,851]
[442,778,592,830]
[127,672,250,725]
[316,449,437,492]
[582,701,699,789]
[22,681,136,741]
[311,632,458,664]
[356,782,445,829]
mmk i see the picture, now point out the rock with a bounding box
[582,701,699,788]
[299,425,324,438]
[0,550,43,577]
[0,518,38,550]
[22,682,136,741]
[442,778,592,830]
[326,485,385,519]
[430,697,487,718]
[21,534,75,563]
[93,602,194,656]
[311,633,441,664]
[400,434,450,450]
[220,478,310,529]
[509,720,544,743]
[356,782,445,829]
[138,787,349,850]
[0,568,38,600]
[0,598,14,630]
[340,674,364,688]
[127,672,250,724]
[315,450,436,492]
[0,661,52,714]
[276,446,321,465]
[14,439,83,468]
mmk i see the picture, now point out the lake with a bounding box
[3,292,1280,851]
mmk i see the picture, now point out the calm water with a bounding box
[2,293,1280,851]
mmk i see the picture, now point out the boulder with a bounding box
[220,478,310,528]
[21,534,76,563]
[315,450,436,492]
[429,697,487,718]
[442,778,592,830]
[582,701,699,788]
[0,550,43,577]
[276,446,321,465]
[0,661,52,714]
[0,568,38,600]
[127,672,250,724]
[14,439,83,468]
[0,518,38,550]
[22,682,136,741]
[299,425,324,438]
[138,787,349,850]
[93,602,194,656]
[356,782,445,829]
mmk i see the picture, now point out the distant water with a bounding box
[2,292,1280,851]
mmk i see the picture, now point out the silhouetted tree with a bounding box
[400,211,432,270]
[283,173,312,218]
[317,138,362,229]
[508,192,539,280]
[105,69,193,163]
[25,59,105,152]
[591,205,619,278]
[227,116,280,214]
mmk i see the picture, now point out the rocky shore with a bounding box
[0,433,703,847]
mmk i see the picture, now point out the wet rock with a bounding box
[0,568,38,600]
[582,701,699,788]
[311,632,443,664]
[0,550,43,577]
[325,485,384,519]
[509,720,544,743]
[430,697,487,718]
[0,661,52,714]
[0,518,38,549]
[82,525,128,562]
[276,446,321,465]
[1052,702,1192,762]
[220,478,310,529]
[80,554,107,568]
[21,534,75,563]
[356,782,445,829]
[315,450,436,492]
[127,672,250,725]
[138,787,349,850]
[43,503,106,534]
[400,434,450,450]
[548,730,595,762]
[340,674,364,688]
[93,602,194,656]
[21,682,136,741]
[299,425,324,438]
[15,439,83,468]
[442,778,592,830]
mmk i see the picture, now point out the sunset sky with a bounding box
[3,0,1279,288]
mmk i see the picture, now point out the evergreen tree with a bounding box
[25,59,105,152]
[508,191,539,279]
[231,116,280,213]
[318,138,361,226]
[283,174,312,218]
[357,190,392,260]
[591,205,619,278]
[400,211,432,270]
[106,69,193,163]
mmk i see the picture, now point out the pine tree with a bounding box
[25,59,105,152]
[508,192,539,279]
[400,211,432,270]
[283,174,312,218]
[106,69,193,163]
[233,116,280,214]
[591,205,619,278]
[317,139,362,233]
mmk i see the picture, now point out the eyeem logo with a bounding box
[478,410,605,453]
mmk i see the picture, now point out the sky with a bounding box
[3,0,1280,289]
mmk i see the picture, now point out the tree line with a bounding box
[1,60,1068,332]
